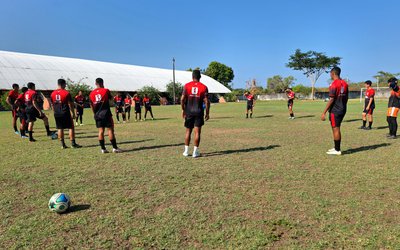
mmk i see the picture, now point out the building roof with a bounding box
[0,50,231,93]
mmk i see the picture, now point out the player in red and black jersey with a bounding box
[360,80,375,130]
[124,94,132,121]
[113,92,126,123]
[89,78,122,153]
[181,69,210,158]
[51,79,81,149]
[386,77,400,139]
[74,91,85,126]
[143,94,154,120]
[14,87,29,138]
[133,94,142,121]
[285,88,295,119]
[244,92,255,118]
[25,82,53,142]
[6,83,20,134]
[321,67,348,155]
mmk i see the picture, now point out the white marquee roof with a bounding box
[0,50,231,93]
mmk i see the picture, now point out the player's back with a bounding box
[329,79,348,114]
[24,89,36,108]
[183,81,208,116]
[90,88,111,113]
[51,89,71,116]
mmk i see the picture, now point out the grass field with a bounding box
[1,100,400,249]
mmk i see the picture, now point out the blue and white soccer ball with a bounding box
[48,193,71,213]
[51,132,58,140]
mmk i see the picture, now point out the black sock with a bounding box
[71,139,76,145]
[29,131,33,140]
[394,118,398,136]
[290,113,294,117]
[368,121,373,128]
[362,120,366,127]
[76,116,78,122]
[14,125,18,132]
[246,114,248,118]
[110,139,117,149]
[60,138,65,146]
[250,113,253,118]
[20,130,25,136]
[45,125,50,134]
[116,115,120,121]
[99,140,106,150]
[80,116,83,124]
[334,140,341,151]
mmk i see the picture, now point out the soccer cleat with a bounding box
[123,121,126,124]
[152,118,154,120]
[112,148,123,153]
[386,134,393,138]
[327,148,336,152]
[80,123,84,126]
[14,131,20,135]
[21,135,29,139]
[364,127,371,130]
[117,121,120,124]
[192,150,201,158]
[101,149,109,154]
[359,126,366,129]
[291,117,295,119]
[326,150,341,155]
[29,138,37,142]
[71,144,82,149]
[144,118,146,121]
[388,135,397,139]
[47,131,56,136]
[61,144,68,149]
[75,122,79,126]
[183,151,189,157]
[135,119,138,122]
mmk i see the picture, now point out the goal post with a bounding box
[360,87,390,102]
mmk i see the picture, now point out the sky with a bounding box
[0,0,399,89]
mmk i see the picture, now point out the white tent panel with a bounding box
[0,50,231,93]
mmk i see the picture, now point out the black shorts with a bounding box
[115,106,124,113]
[145,106,152,112]
[329,113,345,128]
[135,106,141,113]
[18,111,27,122]
[95,115,114,128]
[247,104,253,110]
[125,106,131,113]
[26,108,45,123]
[76,106,84,115]
[55,114,74,129]
[288,99,294,108]
[185,115,204,129]
[363,108,374,115]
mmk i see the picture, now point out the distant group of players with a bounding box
[5,67,400,156]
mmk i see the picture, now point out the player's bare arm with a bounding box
[366,97,373,111]
[321,98,334,121]
[180,94,186,118]
[68,99,76,119]
[32,94,44,115]
[204,96,210,121]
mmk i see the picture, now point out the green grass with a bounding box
[1,100,400,249]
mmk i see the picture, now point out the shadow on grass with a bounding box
[375,126,389,130]
[203,145,280,157]
[76,135,100,139]
[66,204,91,213]
[343,118,362,123]
[123,143,184,153]
[295,115,315,119]
[342,143,391,155]
[85,139,154,148]
[254,115,273,119]
[212,116,234,119]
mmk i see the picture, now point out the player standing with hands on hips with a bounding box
[321,67,348,155]
[181,69,210,158]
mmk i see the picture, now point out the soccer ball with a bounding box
[51,132,58,140]
[48,193,71,213]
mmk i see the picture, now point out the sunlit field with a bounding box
[1,100,400,249]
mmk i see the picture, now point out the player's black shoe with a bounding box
[388,135,397,139]
[71,143,82,149]
[364,127,371,130]
[61,144,68,149]
[359,126,366,129]
[29,138,37,142]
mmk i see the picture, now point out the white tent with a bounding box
[0,50,231,93]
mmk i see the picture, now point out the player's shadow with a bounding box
[123,143,184,153]
[203,145,280,157]
[85,139,154,148]
[343,118,362,123]
[342,143,391,155]
[295,115,315,119]
[375,126,389,130]
[76,135,100,139]
[213,116,234,119]
[254,115,273,119]
[66,204,91,214]
[150,118,171,121]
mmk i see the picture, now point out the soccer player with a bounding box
[74,90,85,126]
[360,80,375,130]
[244,91,255,118]
[113,92,126,123]
[286,88,295,119]
[89,78,122,153]
[50,79,82,149]
[143,94,154,120]
[14,87,29,138]
[25,82,53,142]
[386,77,400,139]
[321,67,348,155]
[133,94,142,121]
[181,69,210,158]
[6,83,20,134]
[124,94,132,121]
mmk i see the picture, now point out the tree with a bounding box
[65,78,93,101]
[374,71,400,86]
[166,81,183,103]
[287,49,341,99]
[292,84,312,96]
[204,61,234,89]
[267,75,295,93]
[139,86,161,105]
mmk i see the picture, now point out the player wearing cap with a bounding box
[14,87,29,138]
[89,78,122,153]
[113,92,126,123]
[244,91,255,118]
[25,82,53,142]
[50,79,82,149]
[321,67,349,155]
[74,91,85,126]
[181,69,210,158]
[386,77,400,139]
[360,80,375,130]
[285,88,295,119]
[6,83,20,134]
[143,94,154,120]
